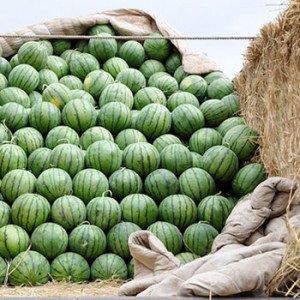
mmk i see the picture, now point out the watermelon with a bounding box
[144,32,172,61]
[222,94,240,116]
[85,140,122,176]
[230,163,267,197]
[29,91,43,107]
[0,144,27,178]
[147,221,183,255]
[59,75,83,90]
[137,103,171,140]
[216,116,246,137]
[49,143,84,177]
[11,193,50,233]
[0,201,10,228]
[80,126,114,150]
[114,129,147,150]
[1,169,36,204]
[69,224,107,261]
[144,168,179,203]
[148,72,178,96]
[88,24,116,36]
[222,125,259,162]
[160,144,193,176]
[52,39,72,55]
[0,123,10,144]
[175,252,199,265]
[73,168,109,204]
[165,53,182,75]
[122,142,160,178]
[0,224,30,259]
[50,252,90,282]
[0,57,12,77]
[38,40,53,55]
[129,110,140,130]
[51,195,86,231]
[109,168,143,200]
[9,54,19,68]
[183,222,218,256]
[60,49,80,64]
[62,98,97,134]
[127,258,134,279]
[46,55,69,78]
[152,134,182,152]
[202,145,239,184]
[0,257,6,284]
[8,251,50,286]
[158,194,197,232]
[27,147,52,177]
[115,68,146,93]
[37,69,59,92]
[91,253,128,281]
[167,91,200,112]
[189,128,223,155]
[35,168,73,203]
[172,104,205,138]
[204,71,228,85]
[73,40,89,53]
[191,152,203,168]
[107,222,141,260]
[133,87,167,110]
[88,32,118,62]
[180,75,208,101]
[119,41,145,68]
[69,89,96,106]
[0,73,7,91]
[31,222,68,260]
[0,87,30,108]
[45,125,80,149]
[102,57,129,79]
[139,59,166,80]
[86,196,121,232]
[42,82,71,110]
[99,82,133,109]
[207,77,234,99]
[120,194,158,229]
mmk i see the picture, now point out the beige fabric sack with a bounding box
[0,9,220,75]
[119,177,300,297]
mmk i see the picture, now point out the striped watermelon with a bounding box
[42,82,71,110]
[37,69,59,92]
[204,71,228,85]
[9,54,19,68]
[0,123,10,144]
[51,195,86,231]
[144,168,179,203]
[222,94,240,116]
[230,163,267,197]
[102,57,129,79]
[107,222,141,260]
[119,41,145,68]
[69,224,107,261]
[158,194,197,232]
[45,125,80,149]
[130,110,140,129]
[27,147,52,177]
[143,32,172,61]
[86,196,121,232]
[216,116,246,137]
[172,104,205,138]
[120,194,158,229]
[1,169,36,204]
[29,102,61,135]
[152,134,182,152]
[222,125,259,162]
[0,201,10,228]
[91,253,128,281]
[202,145,239,183]
[59,75,83,90]
[179,167,217,204]
[35,168,73,203]
[0,73,7,91]
[0,57,12,77]
[31,222,68,260]
[148,72,178,96]
[69,89,96,106]
[52,39,72,55]
[88,32,118,62]
[99,82,133,109]
[109,169,143,200]
[0,87,30,108]
[122,142,160,178]
[165,53,182,75]
[167,91,200,112]
[8,251,50,286]
[114,129,147,150]
[38,40,53,55]
[180,75,208,101]
[183,223,218,256]
[80,126,114,150]
[88,24,116,36]
[199,99,229,127]
[127,258,134,279]
[50,252,90,282]
[85,140,122,176]
[191,151,203,168]
[46,55,69,78]
[137,103,171,140]
[139,59,166,80]
[11,193,50,233]
[189,128,223,155]
[60,49,80,64]
[29,91,43,107]
[0,257,6,284]
[116,68,146,94]
[133,87,167,110]
[83,70,114,98]
[62,99,97,134]
[147,221,183,255]
[0,224,30,259]
[207,77,234,99]
[198,195,233,232]
[73,168,109,204]
[175,252,199,265]
[69,52,100,80]
[160,144,193,176]
[49,143,85,177]
[0,144,27,178]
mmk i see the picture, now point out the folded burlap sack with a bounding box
[119,177,300,297]
[0,9,220,75]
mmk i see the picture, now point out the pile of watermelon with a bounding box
[0,24,267,286]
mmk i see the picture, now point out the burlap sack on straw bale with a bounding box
[0,9,220,75]
[119,177,300,297]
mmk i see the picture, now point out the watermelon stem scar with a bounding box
[102,190,113,197]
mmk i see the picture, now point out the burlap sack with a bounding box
[0,9,220,75]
